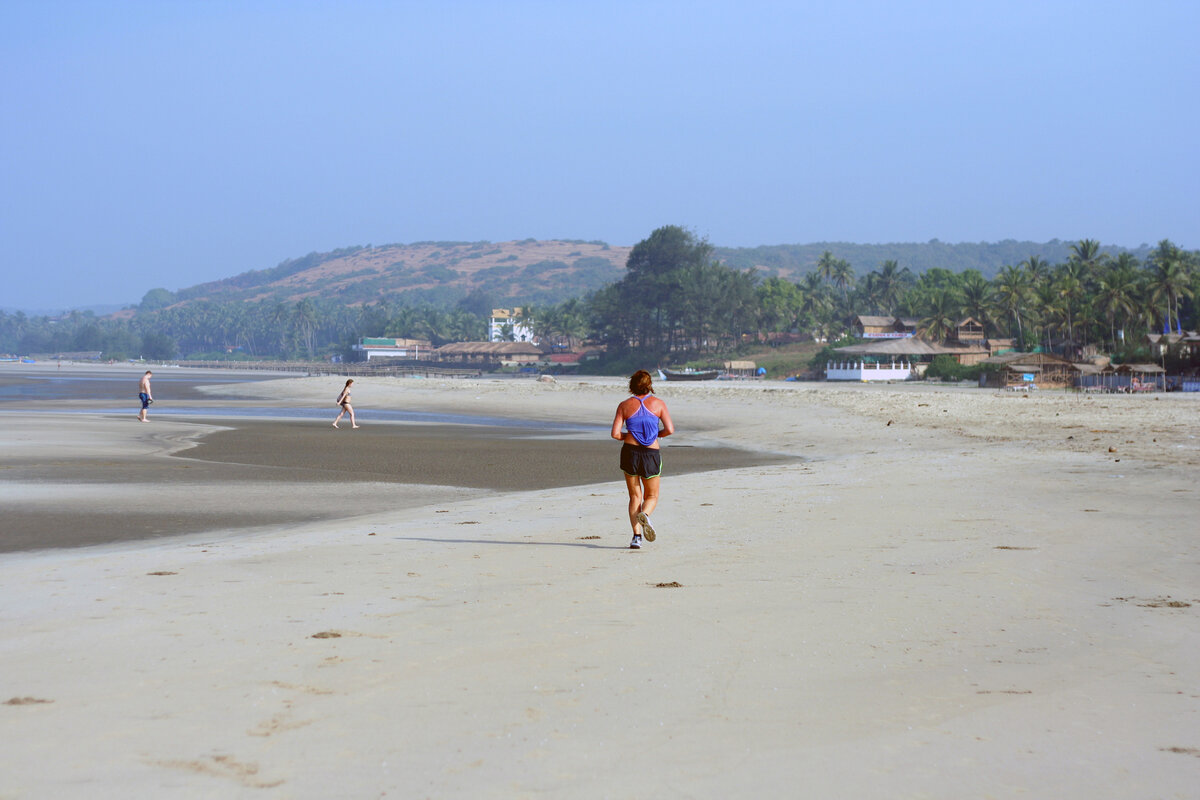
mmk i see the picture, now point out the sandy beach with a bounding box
[1,364,1198,797]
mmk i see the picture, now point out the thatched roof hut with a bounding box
[434,341,543,364]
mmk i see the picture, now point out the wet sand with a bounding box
[0,414,790,553]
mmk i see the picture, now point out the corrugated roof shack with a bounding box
[978,352,1074,388]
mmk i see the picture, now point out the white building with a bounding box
[352,337,432,361]
[489,308,534,343]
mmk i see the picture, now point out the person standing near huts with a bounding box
[611,369,675,549]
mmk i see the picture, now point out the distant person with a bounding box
[137,370,153,422]
[611,369,674,549]
[333,379,360,429]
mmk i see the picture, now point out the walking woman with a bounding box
[611,369,674,549]
[332,379,360,429]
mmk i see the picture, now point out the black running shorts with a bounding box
[620,443,662,479]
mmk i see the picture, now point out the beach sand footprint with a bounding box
[1160,747,1200,759]
[248,711,314,738]
[1112,596,1193,609]
[5,696,53,705]
[154,754,284,789]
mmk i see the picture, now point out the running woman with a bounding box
[611,369,674,549]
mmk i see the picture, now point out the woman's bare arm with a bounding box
[657,403,675,438]
[611,405,627,441]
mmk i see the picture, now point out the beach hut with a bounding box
[1113,363,1166,392]
[1071,362,1116,392]
[850,315,916,339]
[977,352,1074,388]
[722,360,759,379]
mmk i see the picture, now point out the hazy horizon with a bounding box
[3,1,1197,311]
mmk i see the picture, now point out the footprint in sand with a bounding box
[154,755,284,789]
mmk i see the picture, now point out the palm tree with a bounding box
[815,251,837,284]
[919,289,958,342]
[959,271,995,332]
[1147,240,1191,332]
[1021,255,1051,287]
[1069,239,1105,277]
[1033,283,1066,350]
[1054,270,1084,345]
[294,299,319,357]
[830,258,855,299]
[797,272,833,338]
[1095,261,1141,348]
[873,259,906,316]
[993,265,1031,345]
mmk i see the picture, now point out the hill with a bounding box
[165,240,631,309]
[153,237,1157,312]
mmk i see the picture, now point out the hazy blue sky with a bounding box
[2,0,1197,311]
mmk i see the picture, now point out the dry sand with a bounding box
[1,367,1198,798]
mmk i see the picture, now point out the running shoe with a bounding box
[629,533,643,549]
[637,512,656,542]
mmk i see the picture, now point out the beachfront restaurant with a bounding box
[433,341,544,366]
[828,337,988,381]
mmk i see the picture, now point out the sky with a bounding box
[2,0,1198,312]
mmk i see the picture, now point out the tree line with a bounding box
[2,228,1195,365]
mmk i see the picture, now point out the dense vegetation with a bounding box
[2,230,1195,370]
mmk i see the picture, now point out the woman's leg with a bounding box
[348,404,359,428]
[640,475,660,519]
[333,407,345,427]
[624,473,644,534]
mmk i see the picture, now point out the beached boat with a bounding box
[659,367,720,381]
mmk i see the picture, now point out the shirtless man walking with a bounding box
[137,370,153,422]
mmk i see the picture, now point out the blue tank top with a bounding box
[626,395,659,447]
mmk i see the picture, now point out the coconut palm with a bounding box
[830,258,855,298]
[1033,282,1066,350]
[1021,255,1051,288]
[815,250,837,284]
[797,272,834,337]
[1095,260,1141,348]
[1147,240,1192,332]
[869,259,907,316]
[993,265,1031,344]
[1054,270,1084,345]
[959,271,995,332]
[918,289,959,342]
[1069,239,1106,278]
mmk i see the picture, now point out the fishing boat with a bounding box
[658,367,720,381]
